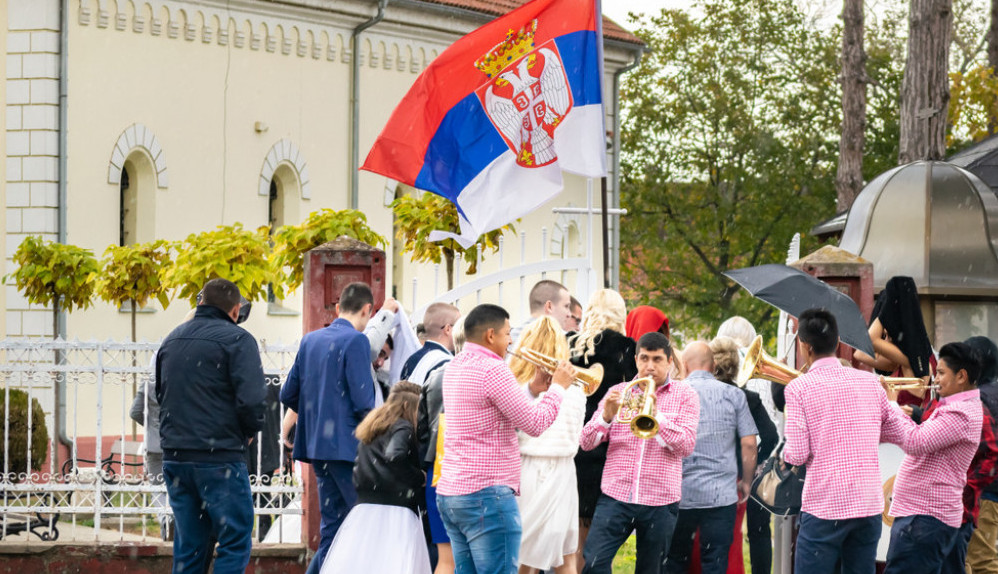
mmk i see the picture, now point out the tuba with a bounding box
[736,335,801,387]
[616,377,658,439]
[507,347,604,396]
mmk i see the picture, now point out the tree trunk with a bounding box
[989,0,998,134]
[444,249,455,291]
[836,0,867,212]
[898,0,953,164]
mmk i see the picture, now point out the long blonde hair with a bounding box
[571,289,627,359]
[510,316,568,383]
[355,382,420,444]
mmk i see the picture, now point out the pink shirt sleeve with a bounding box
[580,393,612,451]
[484,364,565,437]
[902,406,973,457]
[654,386,699,456]
[783,383,810,466]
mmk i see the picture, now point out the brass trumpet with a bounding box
[881,377,939,392]
[507,347,604,396]
[737,335,801,386]
[616,377,659,439]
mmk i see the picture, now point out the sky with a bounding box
[602,0,849,29]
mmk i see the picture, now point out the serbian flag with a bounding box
[362,0,606,247]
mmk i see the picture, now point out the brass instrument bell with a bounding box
[736,335,801,387]
[616,377,659,439]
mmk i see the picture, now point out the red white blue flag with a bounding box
[362,0,606,246]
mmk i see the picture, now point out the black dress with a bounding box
[570,329,638,521]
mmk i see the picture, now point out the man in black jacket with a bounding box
[156,278,266,574]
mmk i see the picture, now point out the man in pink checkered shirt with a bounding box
[883,341,984,574]
[435,303,575,574]
[578,331,700,574]
[784,308,909,574]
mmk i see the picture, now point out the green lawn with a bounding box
[611,536,754,573]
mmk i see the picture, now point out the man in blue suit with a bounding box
[280,282,377,574]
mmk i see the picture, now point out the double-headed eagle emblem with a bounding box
[475,20,574,168]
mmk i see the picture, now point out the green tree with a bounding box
[392,191,514,290]
[271,209,387,293]
[6,236,100,339]
[164,223,278,305]
[618,0,839,335]
[97,240,172,342]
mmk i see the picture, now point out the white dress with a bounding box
[517,385,587,569]
[319,503,431,574]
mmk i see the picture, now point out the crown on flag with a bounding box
[474,20,538,78]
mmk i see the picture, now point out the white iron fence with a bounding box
[409,228,596,324]
[0,339,301,544]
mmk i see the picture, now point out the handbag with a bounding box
[750,441,806,516]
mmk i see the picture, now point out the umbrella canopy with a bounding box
[723,264,874,356]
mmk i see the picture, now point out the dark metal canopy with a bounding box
[839,160,998,296]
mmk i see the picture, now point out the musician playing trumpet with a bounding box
[578,332,700,574]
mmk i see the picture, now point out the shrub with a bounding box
[0,388,50,478]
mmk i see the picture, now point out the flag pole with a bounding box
[601,177,610,288]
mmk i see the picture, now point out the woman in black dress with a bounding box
[569,289,637,568]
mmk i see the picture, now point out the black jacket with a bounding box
[156,305,267,463]
[744,388,779,461]
[354,419,424,512]
[571,329,638,425]
[417,367,445,467]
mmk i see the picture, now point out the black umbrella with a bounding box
[723,264,874,356]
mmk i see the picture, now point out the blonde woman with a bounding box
[569,289,637,568]
[511,316,587,574]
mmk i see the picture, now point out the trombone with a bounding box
[616,377,659,439]
[507,347,604,396]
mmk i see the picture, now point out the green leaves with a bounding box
[163,223,277,305]
[97,240,172,310]
[391,191,514,287]
[7,236,100,313]
[619,0,838,337]
[271,209,387,293]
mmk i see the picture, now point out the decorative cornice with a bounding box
[78,0,443,73]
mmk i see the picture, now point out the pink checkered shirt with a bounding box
[784,357,906,520]
[579,378,699,506]
[436,342,565,497]
[889,389,983,528]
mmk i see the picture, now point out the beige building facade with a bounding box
[3,0,643,344]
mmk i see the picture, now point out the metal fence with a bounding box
[0,339,302,544]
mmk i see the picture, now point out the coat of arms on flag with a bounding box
[363,0,607,247]
[475,20,573,169]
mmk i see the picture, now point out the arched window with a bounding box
[118,150,158,245]
[267,163,301,304]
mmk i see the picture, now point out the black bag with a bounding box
[750,442,806,516]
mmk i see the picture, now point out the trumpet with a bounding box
[881,377,939,392]
[507,347,604,396]
[616,377,659,439]
[737,336,801,386]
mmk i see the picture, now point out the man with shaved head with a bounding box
[401,302,461,385]
[665,341,758,574]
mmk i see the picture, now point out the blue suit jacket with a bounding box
[280,318,375,463]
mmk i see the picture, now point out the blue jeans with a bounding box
[306,460,357,574]
[940,521,974,574]
[582,494,679,574]
[795,512,881,574]
[665,504,737,574]
[437,486,521,574]
[884,515,960,574]
[163,460,254,574]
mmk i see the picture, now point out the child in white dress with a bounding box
[321,382,430,574]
